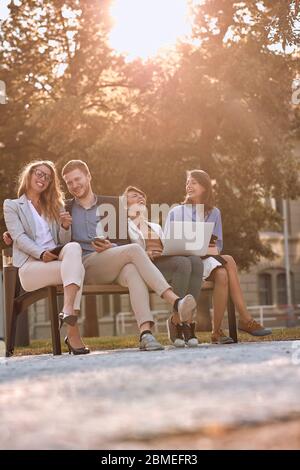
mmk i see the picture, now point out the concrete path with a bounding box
[0,340,300,449]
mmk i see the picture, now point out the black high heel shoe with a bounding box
[59,312,78,329]
[64,336,90,355]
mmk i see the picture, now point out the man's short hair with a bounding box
[62,160,90,177]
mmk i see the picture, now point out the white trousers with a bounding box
[19,242,85,310]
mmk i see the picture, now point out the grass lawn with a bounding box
[14,327,300,356]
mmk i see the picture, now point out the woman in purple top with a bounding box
[165,170,272,343]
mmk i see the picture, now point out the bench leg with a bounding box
[48,287,61,355]
[5,308,18,357]
[113,312,118,336]
[3,267,18,357]
[228,295,238,343]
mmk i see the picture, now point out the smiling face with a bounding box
[127,190,146,208]
[29,164,53,195]
[63,168,92,200]
[126,189,147,218]
[185,176,206,203]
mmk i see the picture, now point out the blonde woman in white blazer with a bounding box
[3,160,89,355]
[123,186,204,348]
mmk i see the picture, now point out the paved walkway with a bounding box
[0,340,300,449]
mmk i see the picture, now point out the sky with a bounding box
[0,0,198,60]
[0,0,297,59]
[0,0,10,21]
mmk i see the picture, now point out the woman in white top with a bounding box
[165,169,272,342]
[123,186,204,348]
[3,160,89,355]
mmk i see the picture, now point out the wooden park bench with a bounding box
[2,247,238,357]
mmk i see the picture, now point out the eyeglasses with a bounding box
[33,168,52,183]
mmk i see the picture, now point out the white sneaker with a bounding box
[139,333,164,351]
[182,322,199,348]
[177,295,197,322]
[166,317,185,348]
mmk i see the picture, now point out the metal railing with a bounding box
[116,310,170,335]
[117,304,300,335]
[239,304,300,327]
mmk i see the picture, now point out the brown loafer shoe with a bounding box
[211,329,234,344]
[238,319,272,336]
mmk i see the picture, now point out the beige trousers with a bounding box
[19,242,85,310]
[83,244,171,328]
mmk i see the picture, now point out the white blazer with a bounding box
[3,194,71,267]
[128,218,164,249]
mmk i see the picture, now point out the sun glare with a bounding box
[109,0,192,60]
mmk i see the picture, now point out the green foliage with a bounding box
[104,0,300,268]
[0,0,299,268]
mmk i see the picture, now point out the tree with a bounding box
[0,0,156,336]
[0,0,153,233]
[109,0,300,269]
[1,0,299,271]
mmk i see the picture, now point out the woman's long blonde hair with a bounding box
[17,160,64,222]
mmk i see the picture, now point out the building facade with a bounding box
[239,199,300,310]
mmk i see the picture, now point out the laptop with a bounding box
[162,222,215,256]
